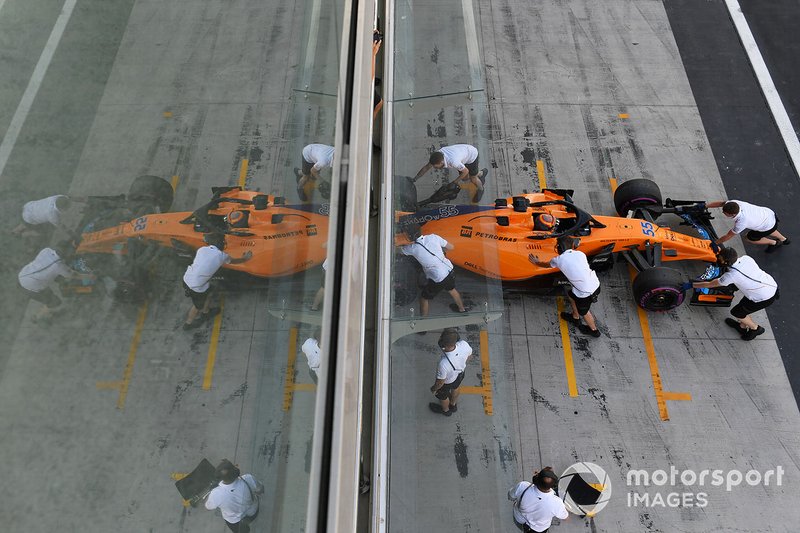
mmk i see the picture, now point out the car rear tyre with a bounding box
[613,178,662,216]
[632,267,686,311]
[128,175,174,213]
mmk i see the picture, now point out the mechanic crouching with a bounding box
[689,247,779,341]
[182,233,252,330]
[529,236,602,338]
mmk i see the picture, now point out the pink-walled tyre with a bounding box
[632,267,686,311]
[614,178,662,217]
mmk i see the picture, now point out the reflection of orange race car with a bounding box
[397,179,734,311]
[72,176,328,300]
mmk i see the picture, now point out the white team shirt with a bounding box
[302,144,335,171]
[400,234,453,283]
[183,245,231,293]
[22,195,67,226]
[508,482,569,531]
[717,255,778,302]
[550,249,600,298]
[437,144,478,171]
[729,200,776,234]
[205,475,261,523]
[18,248,73,292]
[302,338,321,375]
[436,340,472,384]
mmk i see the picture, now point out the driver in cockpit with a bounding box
[225,210,250,229]
[533,212,558,233]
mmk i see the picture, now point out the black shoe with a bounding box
[741,326,765,341]
[765,243,781,254]
[182,320,201,330]
[449,404,458,413]
[578,324,601,338]
[478,168,489,184]
[429,402,452,416]
[203,307,221,319]
[449,303,473,313]
[560,312,582,326]
[725,318,747,333]
[293,167,303,180]
[782,239,791,246]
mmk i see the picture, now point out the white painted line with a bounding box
[461,0,482,87]
[0,0,78,180]
[0,0,8,16]
[725,0,800,175]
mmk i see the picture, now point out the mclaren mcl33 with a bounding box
[396,178,733,312]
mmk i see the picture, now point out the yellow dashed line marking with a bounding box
[171,175,180,190]
[238,159,249,188]
[458,329,494,415]
[618,113,629,119]
[203,297,224,390]
[282,327,318,410]
[96,301,148,409]
[163,111,173,118]
[536,159,547,191]
[557,297,579,397]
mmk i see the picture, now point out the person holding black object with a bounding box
[429,328,472,416]
[689,247,778,341]
[509,467,569,532]
[204,459,264,532]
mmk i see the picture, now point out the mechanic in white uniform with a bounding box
[400,223,469,324]
[296,143,335,202]
[182,233,252,330]
[509,468,569,533]
[301,329,322,383]
[18,241,91,321]
[413,144,488,203]
[13,195,73,235]
[708,199,790,253]
[429,328,472,416]
[204,459,264,533]
[529,236,602,337]
[690,247,778,341]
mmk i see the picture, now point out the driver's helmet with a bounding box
[225,210,250,228]
[533,213,558,232]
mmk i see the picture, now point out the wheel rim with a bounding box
[639,287,684,311]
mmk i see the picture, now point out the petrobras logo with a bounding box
[559,462,612,517]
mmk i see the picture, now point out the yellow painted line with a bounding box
[116,301,148,409]
[632,294,669,420]
[238,158,249,188]
[459,386,485,395]
[294,383,317,392]
[479,329,493,415]
[663,391,692,402]
[171,175,180,190]
[163,111,172,118]
[556,297,579,397]
[536,159,547,191]
[609,177,618,193]
[282,327,299,411]
[96,380,122,390]
[202,297,225,390]
[618,113,629,119]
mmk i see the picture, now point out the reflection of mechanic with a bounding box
[708,199,790,253]
[429,328,472,416]
[690,247,778,341]
[295,144,335,202]
[204,459,264,533]
[12,195,76,235]
[508,468,568,533]
[400,223,469,324]
[311,257,328,311]
[18,241,92,322]
[413,144,488,203]
[301,329,322,383]
[529,236,601,338]
[182,233,252,330]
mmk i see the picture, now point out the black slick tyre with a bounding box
[632,267,686,311]
[613,178,662,217]
[128,175,174,213]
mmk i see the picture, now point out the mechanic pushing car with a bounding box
[182,233,252,330]
[413,144,488,204]
[707,199,790,253]
[689,247,779,341]
[528,236,602,338]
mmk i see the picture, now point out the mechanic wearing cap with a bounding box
[689,247,778,341]
[182,233,252,330]
[204,459,264,533]
[18,241,93,322]
[429,328,472,416]
[508,467,569,532]
[399,223,469,321]
[707,199,790,253]
[295,143,335,202]
[528,236,602,338]
[413,144,488,203]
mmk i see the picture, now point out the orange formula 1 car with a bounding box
[397,178,734,311]
[70,176,329,300]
